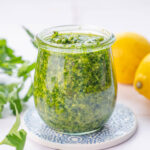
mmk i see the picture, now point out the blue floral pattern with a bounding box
[23,104,136,145]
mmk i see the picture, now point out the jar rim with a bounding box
[35,25,115,53]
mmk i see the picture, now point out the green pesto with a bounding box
[45,31,105,49]
[34,32,117,134]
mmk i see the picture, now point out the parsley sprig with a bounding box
[0,27,36,150]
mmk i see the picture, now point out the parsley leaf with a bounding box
[0,102,27,150]
[0,39,24,75]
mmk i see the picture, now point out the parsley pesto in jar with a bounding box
[34,25,117,135]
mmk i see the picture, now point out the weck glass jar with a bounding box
[34,25,117,135]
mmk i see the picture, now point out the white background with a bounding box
[0,0,150,149]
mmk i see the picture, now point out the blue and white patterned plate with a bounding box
[22,104,137,150]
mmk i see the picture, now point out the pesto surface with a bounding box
[34,32,117,134]
[45,31,105,49]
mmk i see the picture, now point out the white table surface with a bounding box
[0,0,150,149]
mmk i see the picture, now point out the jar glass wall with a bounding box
[34,25,117,135]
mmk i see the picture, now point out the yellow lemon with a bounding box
[134,54,150,99]
[112,32,150,84]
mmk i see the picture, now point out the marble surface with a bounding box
[0,0,150,149]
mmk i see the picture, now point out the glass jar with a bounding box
[34,25,117,135]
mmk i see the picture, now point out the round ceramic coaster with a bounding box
[22,104,137,150]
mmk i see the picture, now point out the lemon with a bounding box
[112,32,150,84]
[134,53,150,99]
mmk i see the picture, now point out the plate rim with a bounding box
[22,103,137,150]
